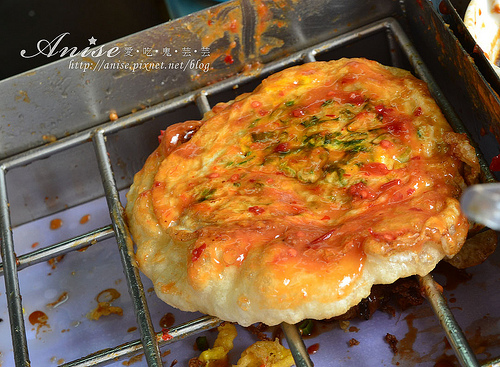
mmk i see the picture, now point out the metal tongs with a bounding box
[461,183,500,230]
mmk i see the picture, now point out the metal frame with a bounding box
[0,17,497,367]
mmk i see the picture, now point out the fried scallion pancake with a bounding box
[125,58,479,326]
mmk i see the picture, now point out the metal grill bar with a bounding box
[153,315,222,348]
[483,357,500,367]
[282,323,314,367]
[0,93,196,171]
[304,20,391,58]
[60,315,221,367]
[92,130,162,367]
[303,52,317,64]
[0,225,114,276]
[386,28,404,68]
[420,275,480,367]
[0,166,31,367]
[195,92,211,115]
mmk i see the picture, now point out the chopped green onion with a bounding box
[298,319,314,336]
[301,115,323,128]
[196,336,209,351]
[198,188,216,202]
[285,100,295,107]
[340,109,355,120]
[251,131,276,142]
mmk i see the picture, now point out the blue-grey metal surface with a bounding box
[420,275,480,367]
[93,130,162,366]
[0,167,31,366]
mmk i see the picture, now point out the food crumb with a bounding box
[245,323,272,341]
[47,255,65,270]
[109,111,119,121]
[42,134,57,143]
[16,90,30,103]
[87,288,123,320]
[188,358,204,367]
[385,333,398,354]
[348,338,360,347]
[87,303,123,320]
[349,326,359,332]
[339,320,350,332]
[127,327,137,333]
[31,242,39,248]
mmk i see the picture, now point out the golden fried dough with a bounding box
[126,58,479,326]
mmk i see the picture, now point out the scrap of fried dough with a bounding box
[126,58,480,326]
[191,323,293,367]
[446,229,497,269]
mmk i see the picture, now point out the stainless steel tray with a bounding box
[1,0,499,366]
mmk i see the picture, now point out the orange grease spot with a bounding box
[50,218,63,230]
[80,214,91,224]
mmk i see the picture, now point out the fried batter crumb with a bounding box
[87,302,123,320]
[246,323,272,341]
[335,277,425,322]
[188,358,204,367]
[348,338,360,347]
[339,320,350,332]
[385,333,398,354]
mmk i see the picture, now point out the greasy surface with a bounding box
[126,58,479,326]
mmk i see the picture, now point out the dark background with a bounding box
[0,0,171,80]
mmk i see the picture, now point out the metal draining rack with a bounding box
[0,17,498,367]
